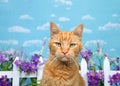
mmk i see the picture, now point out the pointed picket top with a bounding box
[104,57,110,71]
[37,55,44,81]
[39,55,43,63]
[81,58,87,72]
[13,57,20,86]
[13,56,19,71]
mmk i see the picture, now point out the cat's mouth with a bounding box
[60,57,70,62]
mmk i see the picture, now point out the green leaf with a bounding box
[89,66,96,70]
[98,65,103,70]
[20,78,27,86]
[31,78,37,84]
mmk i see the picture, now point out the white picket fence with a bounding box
[0,57,119,86]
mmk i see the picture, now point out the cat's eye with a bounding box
[55,42,61,47]
[70,43,76,47]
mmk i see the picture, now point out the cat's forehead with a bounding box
[60,31,72,39]
[52,31,80,42]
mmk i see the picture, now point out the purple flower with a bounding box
[0,75,11,86]
[114,73,120,83]
[87,71,104,86]
[30,63,37,73]
[0,54,5,63]
[108,73,120,85]
[87,71,99,86]
[109,76,116,85]
[21,62,38,73]
[97,71,104,80]
[21,62,31,72]
[80,49,92,61]
[15,60,22,67]
[15,60,38,73]
[31,54,40,65]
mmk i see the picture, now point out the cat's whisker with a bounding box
[71,57,79,69]
[49,57,57,65]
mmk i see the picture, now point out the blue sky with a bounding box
[0,0,120,58]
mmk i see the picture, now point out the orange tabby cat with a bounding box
[40,22,85,86]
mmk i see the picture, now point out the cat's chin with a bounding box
[60,57,69,62]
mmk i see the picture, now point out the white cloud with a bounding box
[84,40,106,47]
[112,14,119,17]
[37,22,50,30]
[81,15,95,20]
[8,26,30,33]
[98,22,120,30]
[84,28,92,33]
[110,48,116,51]
[19,14,34,20]
[0,40,18,45]
[23,40,42,47]
[50,14,56,17]
[58,17,70,22]
[0,0,8,3]
[55,0,72,6]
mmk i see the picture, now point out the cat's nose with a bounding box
[62,49,68,55]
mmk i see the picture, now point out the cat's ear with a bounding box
[50,22,60,37]
[73,24,83,40]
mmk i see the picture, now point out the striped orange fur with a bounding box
[40,22,85,86]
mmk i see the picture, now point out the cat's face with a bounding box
[49,22,83,62]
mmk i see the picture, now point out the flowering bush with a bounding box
[108,73,120,86]
[14,54,41,73]
[0,75,12,86]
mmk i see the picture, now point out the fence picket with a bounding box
[13,57,20,86]
[80,58,88,86]
[104,57,110,86]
